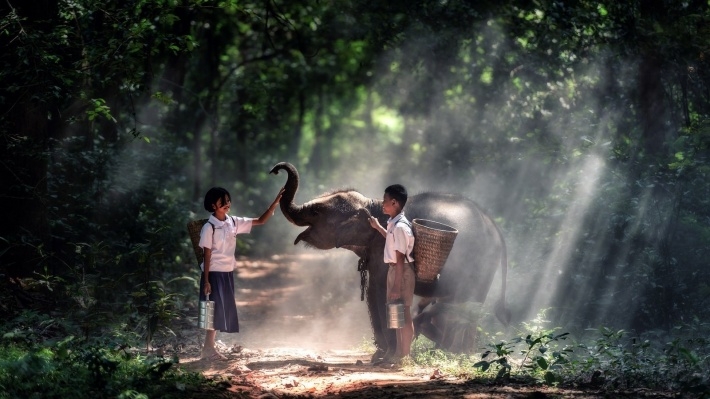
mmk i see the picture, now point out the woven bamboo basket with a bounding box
[187,219,208,266]
[411,218,459,283]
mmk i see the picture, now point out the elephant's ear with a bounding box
[341,245,367,258]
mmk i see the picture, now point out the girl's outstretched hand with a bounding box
[255,187,285,225]
[273,187,285,205]
[270,187,285,214]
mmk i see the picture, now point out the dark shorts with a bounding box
[199,271,239,333]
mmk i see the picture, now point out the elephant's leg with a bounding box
[416,297,435,313]
[464,319,479,353]
[412,300,443,345]
[441,321,477,353]
[436,302,483,353]
[455,323,480,353]
[412,298,427,337]
[366,270,386,359]
[367,263,395,362]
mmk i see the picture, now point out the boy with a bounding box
[368,184,415,363]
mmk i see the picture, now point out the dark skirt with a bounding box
[199,271,239,333]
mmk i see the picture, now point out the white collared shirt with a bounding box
[384,213,414,264]
[198,214,253,272]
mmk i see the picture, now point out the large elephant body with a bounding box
[270,162,510,355]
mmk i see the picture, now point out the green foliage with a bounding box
[409,337,483,378]
[473,311,572,385]
[86,98,116,122]
[405,313,709,395]
[0,337,220,399]
[126,280,185,349]
[471,325,709,394]
[570,325,710,395]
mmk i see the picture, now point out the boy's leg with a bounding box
[382,265,399,361]
[376,263,397,360]
[401,305,414,356]
[395,329,403,358]
[400,263,416,358]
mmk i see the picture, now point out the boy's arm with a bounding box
[368,217,387,238]
[253,187,285,226]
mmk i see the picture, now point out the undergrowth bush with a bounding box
[0,336,224,399]
[0,308,234,399]
[406,311,709,397]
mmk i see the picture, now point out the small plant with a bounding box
[355,335,377,353]
[518,331,573,384]
[474,340,515,380]
[474,309,574,384]
[473,332,572,383]
[410,336,484,378]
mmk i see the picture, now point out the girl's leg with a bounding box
[202,330,226,360]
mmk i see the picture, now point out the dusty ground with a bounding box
[172,252,679,398]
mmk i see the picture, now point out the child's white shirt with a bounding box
[384,212,414,264]
[199,214,253,272]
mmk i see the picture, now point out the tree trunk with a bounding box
[637,0,671,158]
[638,52,669,157]
[0,1,58,277]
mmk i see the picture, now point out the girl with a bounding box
[198,186,284,360]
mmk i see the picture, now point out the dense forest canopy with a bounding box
[1,0,710,359]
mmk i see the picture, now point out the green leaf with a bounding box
[536,357,549,370]
[473,361,490,372]
[679,348,699,365]
[544,371,558,385]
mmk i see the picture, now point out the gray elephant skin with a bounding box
[270,162,511,356]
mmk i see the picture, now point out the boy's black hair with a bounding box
[385,184,408,207]
[204,187,231,212]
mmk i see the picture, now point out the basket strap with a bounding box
[200,221,216,266]
[208,221,216,238]
[395,219,414,263]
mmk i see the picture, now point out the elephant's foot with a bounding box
[415,317,443,345]
[419,301,483,353]
[440,323,478,353]
[370,348,386,363]
[370,348,398,364]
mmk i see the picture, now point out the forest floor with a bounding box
[171,252,680,398]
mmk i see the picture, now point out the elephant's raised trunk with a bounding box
[269,162,308,226]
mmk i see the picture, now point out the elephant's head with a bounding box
[269,162,383,251]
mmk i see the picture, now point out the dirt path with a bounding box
[174,252,678,398]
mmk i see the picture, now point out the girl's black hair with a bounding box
[385,184,408,207]
[204,187,231,212]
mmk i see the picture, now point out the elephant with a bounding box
[269,162,510,357]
